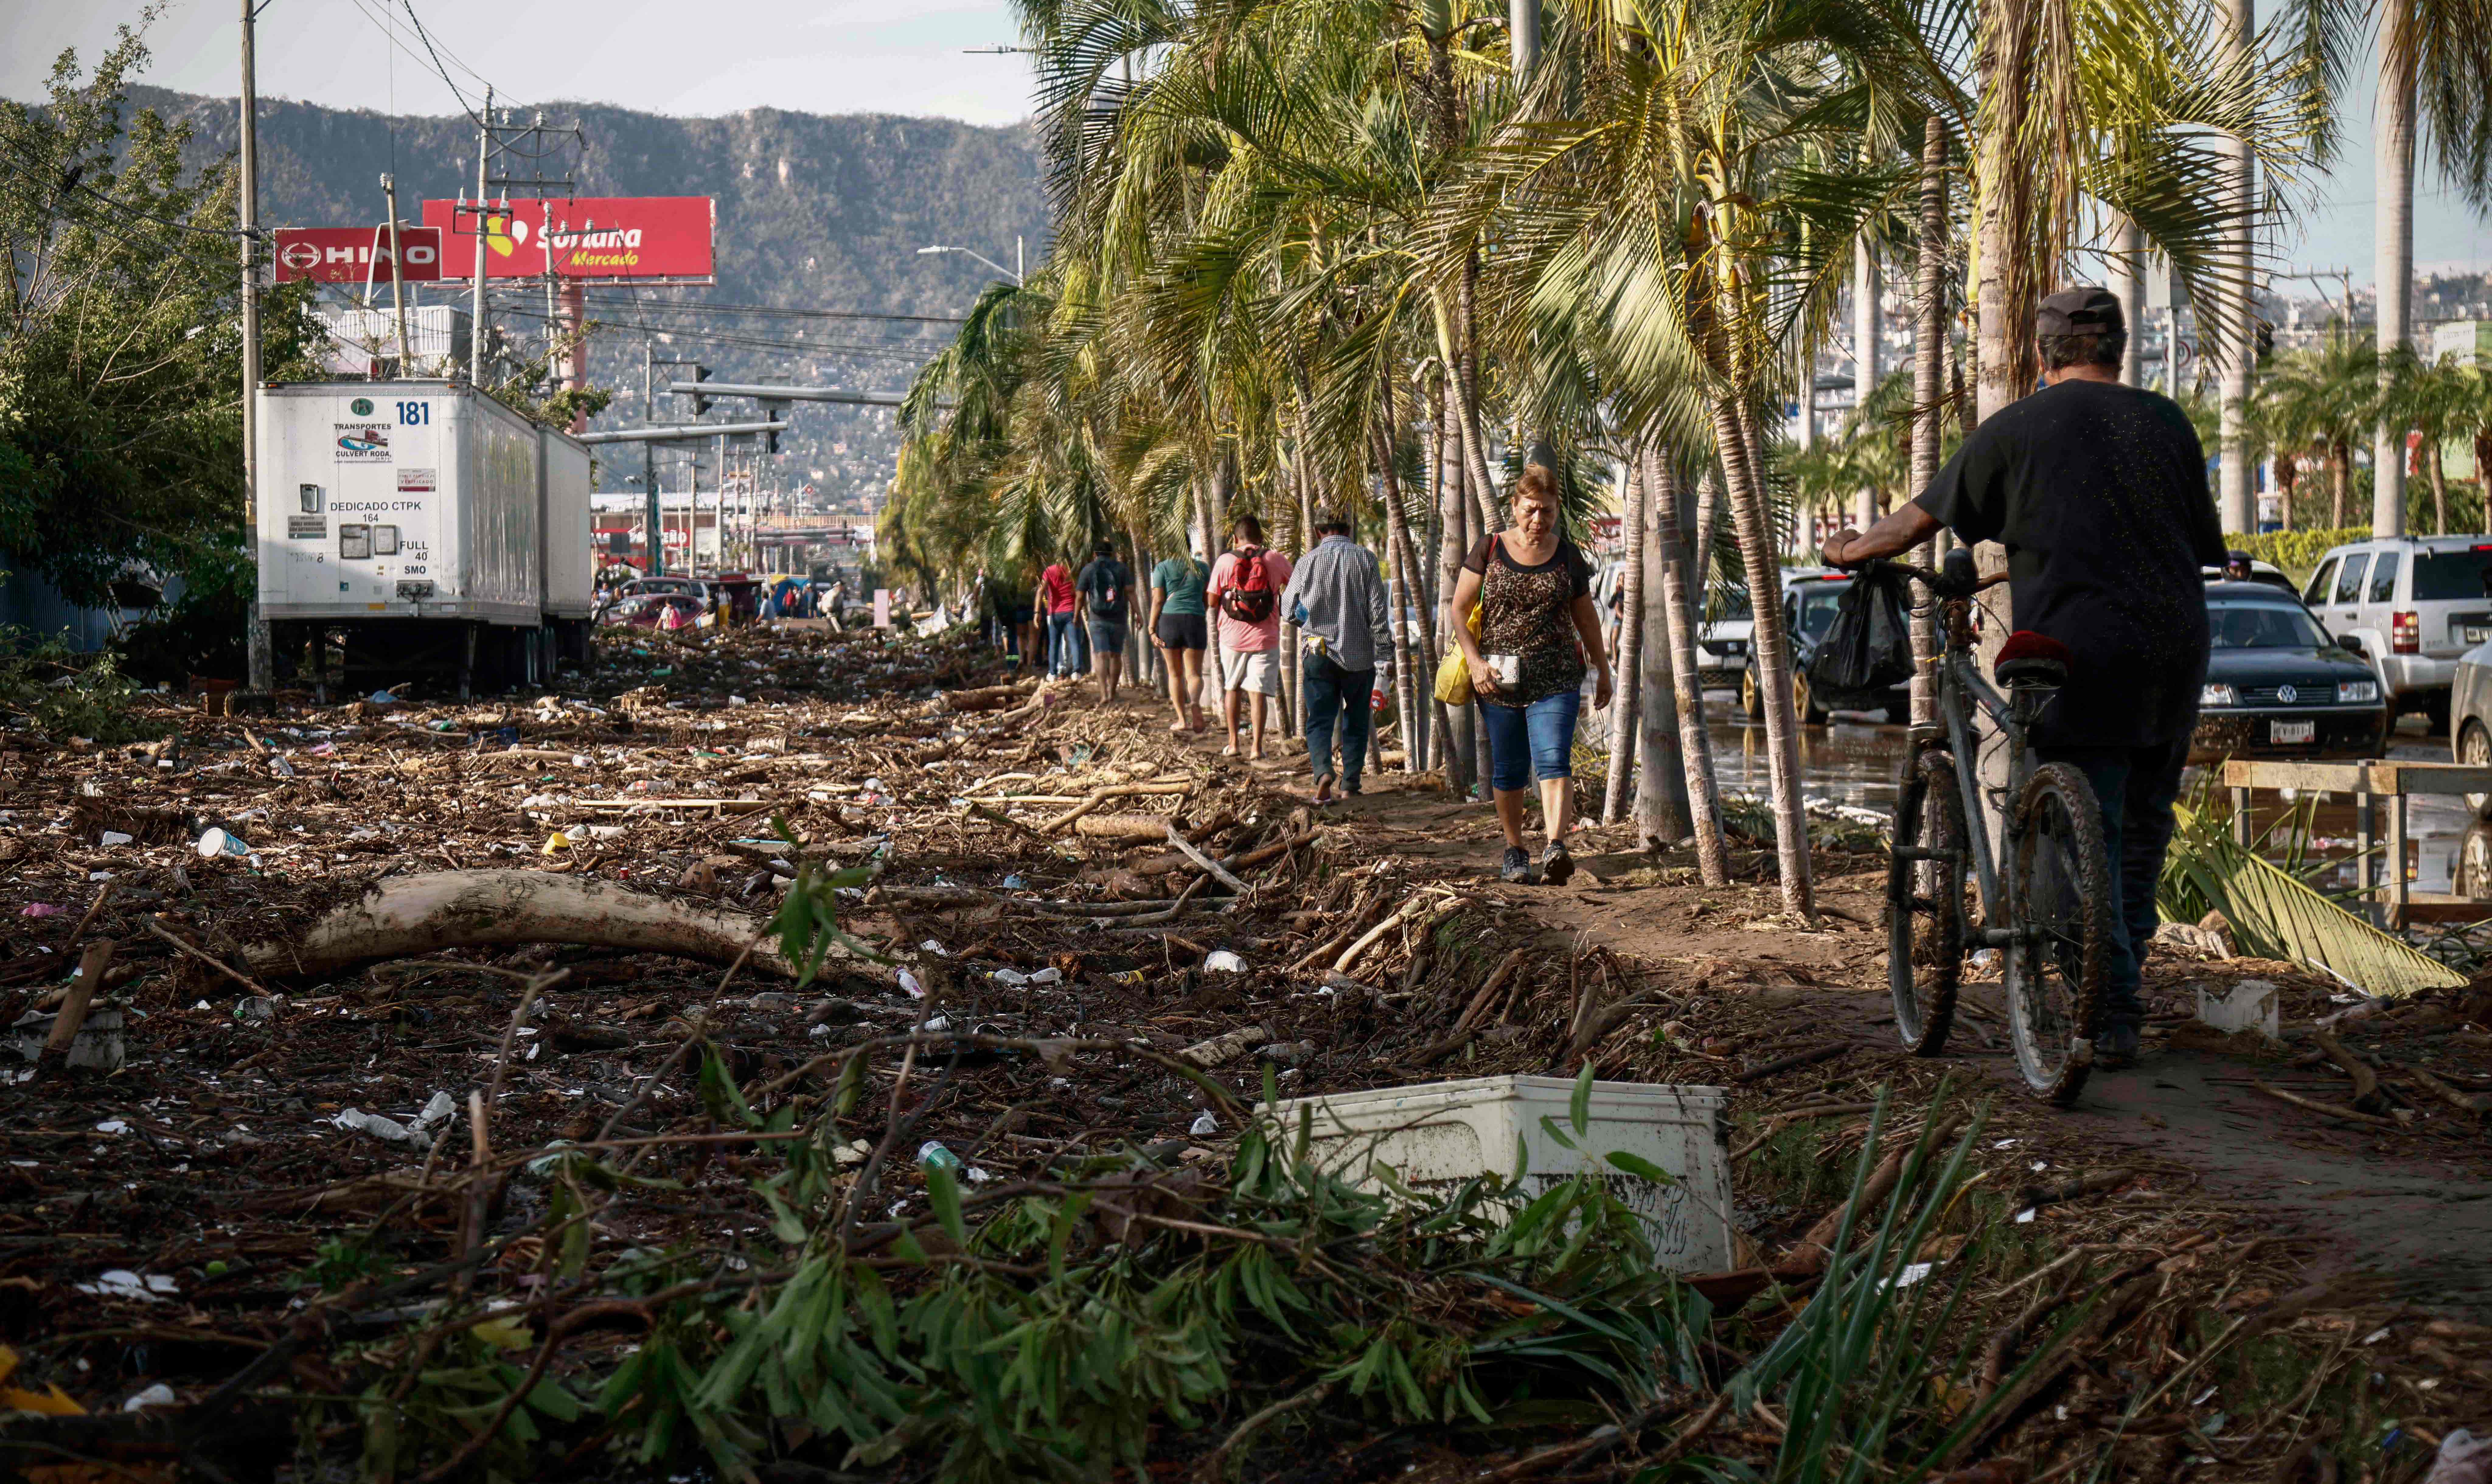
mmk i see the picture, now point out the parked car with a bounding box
[2443,638,2492,807]
[601,593,705,630]
[2191,581,2389,763]
[1741,569,1909,724]
[1581,557,1752,688]
[596,576,710,622]
[2298,536,2492,729]
[1697,586,1752,688]
[2203,556,2296,595]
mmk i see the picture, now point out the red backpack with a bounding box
[1220,548,1276,623]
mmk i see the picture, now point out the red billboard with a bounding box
[272,226,444,283]
[420,197,715,284]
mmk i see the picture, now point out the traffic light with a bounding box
[759,398,789,455]
[2254,317,2275,364]
[687,364,714,417]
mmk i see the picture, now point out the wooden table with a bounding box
[2221,758,2492,928]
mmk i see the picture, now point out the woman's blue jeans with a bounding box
[1478,688,1581,793]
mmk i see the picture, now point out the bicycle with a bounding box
[1861,549,2116,1106]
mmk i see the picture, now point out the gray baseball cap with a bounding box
[2037,286,2123,337]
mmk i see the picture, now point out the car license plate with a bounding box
[2270,719,2316,744]
[2467,626,2490,643]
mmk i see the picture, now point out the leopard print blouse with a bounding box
[1464,533,1592,706]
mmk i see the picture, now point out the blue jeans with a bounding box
[1479,688,1582,793]
[2034,735,2191,1028]
[1046,612,1081,676]
[1301,653,1375,789]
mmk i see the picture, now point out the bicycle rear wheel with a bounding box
[1885,745,1965,1055]
[2005,762,2113,1105]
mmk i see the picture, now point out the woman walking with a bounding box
[1148,546,1212,732]
[1446,465,1613,884]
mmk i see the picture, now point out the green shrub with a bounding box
[2221,527,2367,579]
[0,630,159,743]
[111,543,251,685]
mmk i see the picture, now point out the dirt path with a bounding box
[1144,699,2492,1319]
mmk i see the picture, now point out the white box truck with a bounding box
[539,425,594,669]
[255,380,590,695]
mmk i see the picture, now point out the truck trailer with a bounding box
[254,380,593,696]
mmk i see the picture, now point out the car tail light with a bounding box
[2393,611,2420,654]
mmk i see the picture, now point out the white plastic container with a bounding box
[255,380,542,625]
[1263,1074,1733,1272]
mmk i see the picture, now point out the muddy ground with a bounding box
[4,621,2490,1481]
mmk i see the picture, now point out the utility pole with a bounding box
[470,85,493,385]
[239,0,272,693]
[382,172,411,371]
[642,344,661,576]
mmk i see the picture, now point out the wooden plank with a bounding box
[2381,892,2492,927]
[2220,759,2367,792]
[2389,792,2409,925]
[2361,761,2492,796]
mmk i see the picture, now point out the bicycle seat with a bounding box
[1994,630,2072,689]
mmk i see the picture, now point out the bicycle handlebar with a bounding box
[1847,555,2006,600]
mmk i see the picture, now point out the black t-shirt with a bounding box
[1914,379,2227,748]
[1077,559,1132,623]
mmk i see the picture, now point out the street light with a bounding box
[917,241,1025,285]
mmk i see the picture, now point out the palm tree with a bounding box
[2261,339,2379,530]
[2289,0,2492,535]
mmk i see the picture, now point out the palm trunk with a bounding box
[1432,374,1477,789]
[1713,393,1813,917]
[1205,462,1231,718]
[2432,439,2449,535]
[2375,16,2417,538]
[2331,440,2349,529]
[1645,443,1724,878]
[1603,456,1648,824]
[1127,522,1154,689]
[2276,458,2297,529]
[1370,418,1422,774]
[1910,115,1950,726]
[1853,234,1881,530]
[1690,466,1720,606]
[1377,380,1450,773]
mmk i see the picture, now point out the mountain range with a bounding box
[133,85,1053,515]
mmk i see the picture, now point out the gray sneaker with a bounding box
[1540,839,1575,886]
[2100,1022,2141,1068]
[1499,846,1535,883]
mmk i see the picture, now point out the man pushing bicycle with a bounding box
[1820,287,2230,1067]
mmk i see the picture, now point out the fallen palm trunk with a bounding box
[1074,812,1181,843]
[244,870,796,980]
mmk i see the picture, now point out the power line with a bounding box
[394,0,487,127]
[606,295,967,326]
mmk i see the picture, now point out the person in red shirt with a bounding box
[1204,515,1294,759]
[1035,557,1082,678]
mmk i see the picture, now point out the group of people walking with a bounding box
[984,465,1614,885]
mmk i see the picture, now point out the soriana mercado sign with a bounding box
[420,197,715,284]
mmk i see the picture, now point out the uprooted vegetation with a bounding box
[3,622,2490,1481]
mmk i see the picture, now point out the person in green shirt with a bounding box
[1149,551,1212,733]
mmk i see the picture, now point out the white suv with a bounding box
[2300,536,2492,729]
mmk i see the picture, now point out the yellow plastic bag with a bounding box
[1432,604,1484,706]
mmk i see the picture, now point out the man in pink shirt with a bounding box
[1203,515,1293,759]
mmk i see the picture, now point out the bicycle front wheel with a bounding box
[2005,762,2113,1105]
[1886,745,1965,1056]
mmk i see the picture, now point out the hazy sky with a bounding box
[5,0,2489,285]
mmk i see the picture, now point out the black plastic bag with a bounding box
[1806,568,1913,693]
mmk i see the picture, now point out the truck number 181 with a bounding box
[395,402,430,426]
